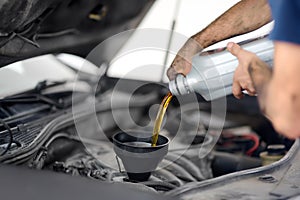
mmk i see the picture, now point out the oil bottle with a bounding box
[169,37,274,101]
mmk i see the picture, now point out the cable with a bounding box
[243,134,260,156]
[36,29,78,39]
[0,118,13,156]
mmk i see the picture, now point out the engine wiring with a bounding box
[217,131,261,156]
[244,134,260,156]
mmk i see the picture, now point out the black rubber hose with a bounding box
[212,151,262,177]
[44,138,78,165]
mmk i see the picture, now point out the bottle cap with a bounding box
[169,74,190,95]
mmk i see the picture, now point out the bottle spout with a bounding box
[169,74,191,96]
[169,79,179,95]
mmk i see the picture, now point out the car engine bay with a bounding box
[0,0,299,198]
[0,54,295,197]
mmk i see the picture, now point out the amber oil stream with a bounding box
[151,92,172,147]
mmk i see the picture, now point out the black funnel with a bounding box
[113,131,169,182]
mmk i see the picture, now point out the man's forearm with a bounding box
[192,0,272,49]
[168,0,272,79]
[249,42,300,138]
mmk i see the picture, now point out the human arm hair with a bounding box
[168,0,272,78]
[192,0,272,49]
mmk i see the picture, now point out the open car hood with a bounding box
[0,0,152,67]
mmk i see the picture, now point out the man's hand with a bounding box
[167,38,202,80]
[227,42,268,99]
[227,41,300,139]
[227,41,272,103]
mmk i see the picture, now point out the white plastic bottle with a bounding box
[169,37,274,101]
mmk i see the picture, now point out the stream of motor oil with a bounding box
[151,92,173,147]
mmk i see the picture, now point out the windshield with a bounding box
[0,55,77,98]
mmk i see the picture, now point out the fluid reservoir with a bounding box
[260,144,286,166]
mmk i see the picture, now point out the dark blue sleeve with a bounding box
[269,0,300,44]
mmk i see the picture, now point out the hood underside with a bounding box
[0,0,152,67]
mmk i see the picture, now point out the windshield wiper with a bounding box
[0,78,92,109]
[34,80,67,92]
[0,93,65,108]
[0,80,67,108]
